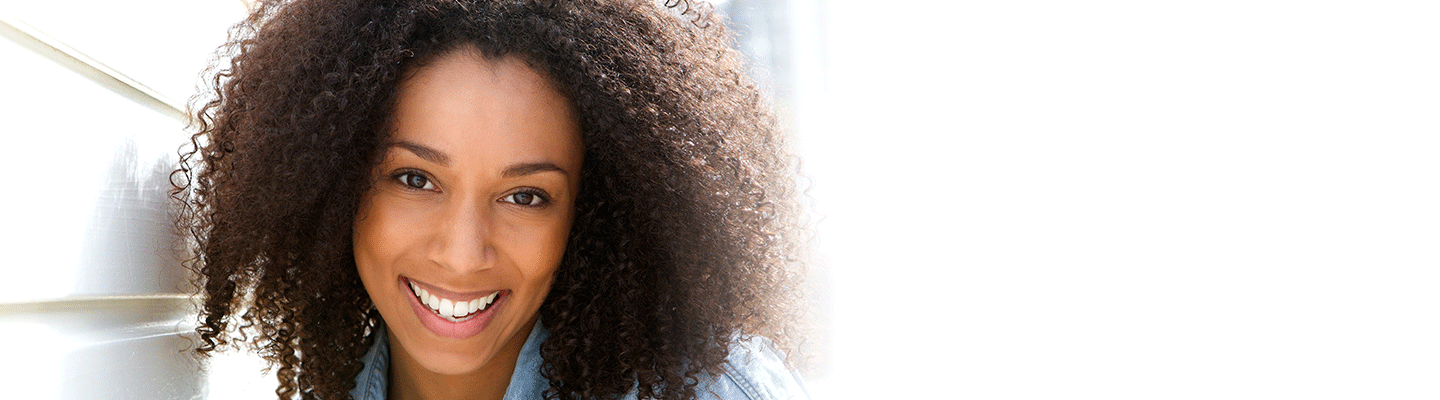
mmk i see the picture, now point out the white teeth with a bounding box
[409,281,500,319]
[439,298,454,317]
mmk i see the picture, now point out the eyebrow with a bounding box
[387,140,569,178]
[390,140,450,166]
[502,162,569,178]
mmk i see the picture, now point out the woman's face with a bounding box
[354,49,583,376]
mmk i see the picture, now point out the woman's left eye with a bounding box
[502,191,547,206]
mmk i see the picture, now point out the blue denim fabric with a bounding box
[349,322,809,400]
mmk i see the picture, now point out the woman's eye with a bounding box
[502,191,546,206]
[397,172,436,190]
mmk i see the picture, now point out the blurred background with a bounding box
[2,0,1438,398]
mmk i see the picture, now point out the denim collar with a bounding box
[349,321,552,400]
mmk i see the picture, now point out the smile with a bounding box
[407,280,500,322]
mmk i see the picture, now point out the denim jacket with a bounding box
[349,322,810,400]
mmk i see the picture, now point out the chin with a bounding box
[411,344,495,375]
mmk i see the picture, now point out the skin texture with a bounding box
[354,48,583,400]
[177,1,805,399]
[354,49,578,400]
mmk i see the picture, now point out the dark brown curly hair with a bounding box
[173,0,805,399]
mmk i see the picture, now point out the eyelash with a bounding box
[392,169,436,191]
[501,188,550,208]
[390,169,551,207]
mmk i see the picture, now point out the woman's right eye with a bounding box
[396,172,437,191]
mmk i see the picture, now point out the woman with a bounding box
[173,0,808,399]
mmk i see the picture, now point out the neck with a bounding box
[386,322,533,400]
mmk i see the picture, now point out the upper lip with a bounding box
[403,276,500,302]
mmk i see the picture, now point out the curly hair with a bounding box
[173,0,805,399]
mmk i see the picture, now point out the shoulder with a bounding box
[693,335,811,400]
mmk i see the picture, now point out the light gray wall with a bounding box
[0,2,247,398]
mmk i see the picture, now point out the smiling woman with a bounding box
[354,50,584,399]
[172,1,807,400]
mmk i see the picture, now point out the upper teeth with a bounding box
[409,281,499,319]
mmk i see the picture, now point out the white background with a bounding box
[799,1,1440,399]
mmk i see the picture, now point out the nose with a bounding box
[428,200,496,275]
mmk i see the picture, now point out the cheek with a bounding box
[353,222,381,297]
[516,210,574,288]
[353,197,409,291]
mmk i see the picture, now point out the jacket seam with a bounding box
[720,360,765,400]
[360,334,387,400]
[360,358,378,399]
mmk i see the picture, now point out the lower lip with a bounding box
[402,279,505,339]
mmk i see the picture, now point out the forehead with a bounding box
[390,48,582,170]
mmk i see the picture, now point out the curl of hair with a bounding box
[174,0,805,399]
